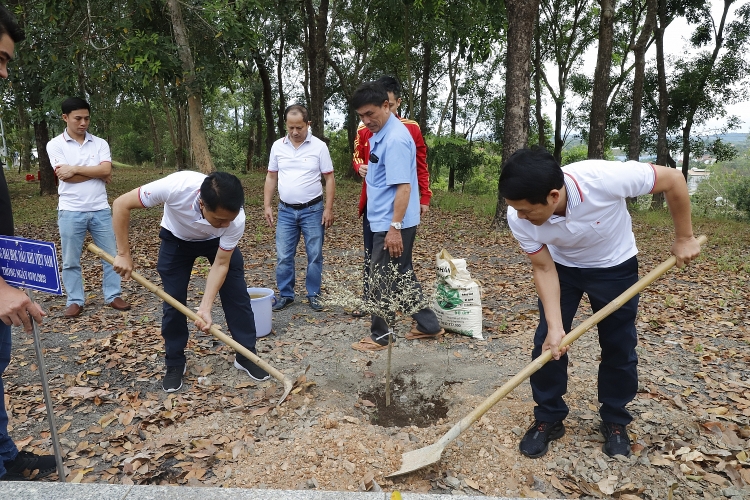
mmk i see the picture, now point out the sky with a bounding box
[545,0,750,136]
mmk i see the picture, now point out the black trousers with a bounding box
[369,225,440,341]
[530,256,639,425]
[157,228,256,367]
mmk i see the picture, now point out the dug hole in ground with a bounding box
[4,204,749,499]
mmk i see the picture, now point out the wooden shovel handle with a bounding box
[86,243,288,384]
[436,234,708,446]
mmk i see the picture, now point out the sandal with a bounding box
[351,336,389,352]
[405,328,445,340]
[350,309,367,318]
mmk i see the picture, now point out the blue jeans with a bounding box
[275,201,325,299]
[157,229,257,367]
[530,256,640,425]
[0,323,19,478]
[58,209,122,307]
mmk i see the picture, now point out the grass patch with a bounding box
[431,191,497,220]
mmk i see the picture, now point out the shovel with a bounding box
[86,243,295,404]
[387,234,707,477]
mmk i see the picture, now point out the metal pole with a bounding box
[26,289,66,482]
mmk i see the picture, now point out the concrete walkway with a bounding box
[0,482,561,499]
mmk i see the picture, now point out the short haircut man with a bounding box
[112,170,270,392]
[350,76,432,317]
[46,97,130,317]
[349,81,442,351]
[0,3,57,480]
[264,104,335,312]
[499,147,701,459]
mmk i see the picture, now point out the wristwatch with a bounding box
[390,221,403,230]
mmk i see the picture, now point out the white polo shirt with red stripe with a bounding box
[46,130,111,212]
[138,171,245,251]
[507,160,657,268]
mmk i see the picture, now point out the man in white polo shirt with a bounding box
[111,171,269,392]
[499,147,701,459]
[264,104,335,312]
[46,97,130,318]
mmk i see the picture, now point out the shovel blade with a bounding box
[386,442,445,478]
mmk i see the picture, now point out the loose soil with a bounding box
[4,177,750,499]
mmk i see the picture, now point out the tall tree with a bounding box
[165,0,215,173]
[587,0,618,159]
[301,0,330,139]
[627,0,657,161]
[494,0,541,227]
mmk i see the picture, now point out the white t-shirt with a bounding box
[46,130,111,212]
[268,131,334,205]
[138,171,245,251]
[507,160,657,268]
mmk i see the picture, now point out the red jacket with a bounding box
[352,117,432,217]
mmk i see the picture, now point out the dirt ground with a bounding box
[4,195,750,499]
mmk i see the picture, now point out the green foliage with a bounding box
[561,144,588,165]
[726,175,750,219]
[326,129,352,175]
[427,135,483,188]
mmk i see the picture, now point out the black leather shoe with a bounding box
[519,420,565,458]
[272,297,294,311]
[600,421,631,457]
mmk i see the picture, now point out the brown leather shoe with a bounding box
[63,303,83,318]
[109,297,131,311]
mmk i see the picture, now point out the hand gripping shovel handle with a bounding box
[387,234,707,477]
[86,244,295,403]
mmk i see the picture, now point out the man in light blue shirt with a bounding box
[349,81,442,352]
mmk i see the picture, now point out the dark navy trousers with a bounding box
[157,228,257,367]
[530,256,639,425]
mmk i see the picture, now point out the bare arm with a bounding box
[651,165,700,266]
[195,248,233,332]
[55,161,112,183]
[263,171,278,227]
[529,246,568,360]
[111,188,145,280]
[322,171,335,228]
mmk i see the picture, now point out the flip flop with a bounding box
[351,336,388,352]
[405,328,445,340]
[350,309,367,318]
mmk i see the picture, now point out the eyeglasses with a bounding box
[369,153,379,164]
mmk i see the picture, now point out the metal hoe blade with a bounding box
[387,235,707,477]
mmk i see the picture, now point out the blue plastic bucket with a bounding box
[247,287,274,337]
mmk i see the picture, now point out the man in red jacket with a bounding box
[351,76,432,318]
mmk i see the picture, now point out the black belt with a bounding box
[280,195,323,210]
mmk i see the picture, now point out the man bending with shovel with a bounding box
[112,171,269,392]
[499,148,700,459]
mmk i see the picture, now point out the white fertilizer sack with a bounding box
[432,249,483,339]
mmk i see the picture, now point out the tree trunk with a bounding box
[628,0,656,162]
[302,0,330,140]
[419,42,432,136]
[16,97,32,172]
[553,98,564,163]
[494,0,540,227]
[254,89,264,168]
[159,82,179,170]
[276,35,287,138]
[33,121,55,196]
[143,95,163,172]
[254,54,277,154]
[652,0,670,209]
[166,0,215,173]
[176,102,189,171]
[587,0,616,159]
[533,22,546,149]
